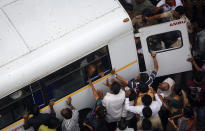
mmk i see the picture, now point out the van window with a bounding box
[0,82,45,129]
[147,30,183,52]
[43,46,111,101]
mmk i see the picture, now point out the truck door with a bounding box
[137,19,192,77]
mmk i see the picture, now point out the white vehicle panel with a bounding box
[0,7,131,99]
[109,32,139,73]
[0,10,29,67]
[139,19,192,76]
[3,0,120,50]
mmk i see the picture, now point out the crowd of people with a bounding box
[22,52,205,131]
[22,0,205,131]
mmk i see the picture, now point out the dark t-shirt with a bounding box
[128,71,157,89]
[187,80,205,107]
[24,113,56,131]
[84,99,107,131]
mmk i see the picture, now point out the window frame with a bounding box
[146,30,184,53]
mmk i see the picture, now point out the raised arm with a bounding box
[67,97,75,110]
[151,52,158,72]
[89,79,99,100]
[49,101,56,114]
[187,57,201,71]
[111,69,129,85]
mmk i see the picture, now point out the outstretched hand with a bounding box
[111,69,116,75]
[67,97,72,106]
[187,57,193,62]
[151,52,156,57]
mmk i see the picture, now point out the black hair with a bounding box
[62,108,73,119]
[129,88,137,101]
[173,86,182,96]
[175,6,185,15]
[193,71,204,83]
[96,106,106,119]
[138,83,149,93]
[139,73,149,83]
[32,104,40,116]
[111,82,121,94]
[118,119,128,130]
[142,94,152,106]
[184,106,194,119]
[142,118,152,130]
[48,117,59,129]
[142,107,152,118]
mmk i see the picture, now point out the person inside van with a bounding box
[61,97,80,131]
[23,101,56,131]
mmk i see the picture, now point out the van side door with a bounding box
[137,19,192,77]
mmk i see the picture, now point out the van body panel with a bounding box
[0,3,132,99]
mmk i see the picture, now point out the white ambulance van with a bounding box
[0,0,192,130]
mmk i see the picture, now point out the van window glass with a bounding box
[0,83,45,130]
[43,46,111,101]
[147,30,183,52]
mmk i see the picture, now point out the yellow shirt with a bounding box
[135,87,154,106]
[38,125,56,131]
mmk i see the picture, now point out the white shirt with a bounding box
[62,110,80,131]
[125,94,162,117]
[157,0,183,12]
[102,89,126,123]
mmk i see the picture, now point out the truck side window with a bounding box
[43,46,111,101]
[147,30,183,52]
[0,83,45,130]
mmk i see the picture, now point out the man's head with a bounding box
[95,106,106,119]
[32,105,40,116]
[174,6,185,17]
[142,107,152,118]
[48,117,59,129]
[138,73,149,83]
[142,94,152,106]
[61,108,72,119]
[142,118,152,130]
[158,77,175,91]
[110,82,121,94]
[166,0,175,6]
[138,83,149,93]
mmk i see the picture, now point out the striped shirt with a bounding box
[128,71,157,89]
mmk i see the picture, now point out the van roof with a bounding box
[0,0,132,98]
